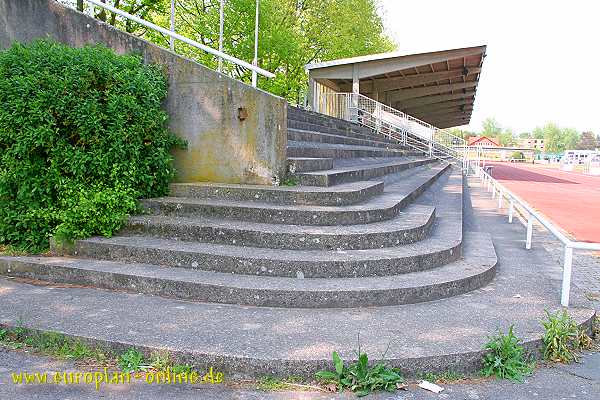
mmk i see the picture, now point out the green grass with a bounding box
[418,370,466,383]
[280,176,299,186]
[0,327,108,363]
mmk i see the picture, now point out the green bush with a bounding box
[542,309,592,363]
[511,151,525,160]
[0,40,185,252]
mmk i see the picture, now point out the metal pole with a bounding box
[218,0,224,72]
[498,190,503,208]
[251,0,260,87]
[509,199,514,223]
[561,246,573,307]
[170,0,175,51]
[526,215,533,249]
[492,185,496,199]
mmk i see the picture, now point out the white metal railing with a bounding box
[317,93,467,168]
[468,160,600,307]
[83,0,275,86]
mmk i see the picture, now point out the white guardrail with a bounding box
[83,0,275,85]
[469,161,600,307]
[317,92,467,168]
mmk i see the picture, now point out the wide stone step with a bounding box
[296,158,435,187]
[286,157,334,173]
[287,141,416,159]
[288,129,409,151]
[0,233,495,308]
[287,117,391,144]
[125,203,435,251]
[169,180,383,207]
[142,164,448,226]
[71,180,460,278]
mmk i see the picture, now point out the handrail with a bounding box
[317,92,467,167]
[84,0,275,80]
[469,161,600,307]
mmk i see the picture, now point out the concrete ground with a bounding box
[488,162,600,243]
[0,176,598,399]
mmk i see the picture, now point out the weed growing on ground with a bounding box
[481,325,534,382]
[256,376,304,391]
[316,351,403,397]
[280,176,299,186]
[118,348,148,372]
[0,327,107,363]
[542,309,592,363]
[418,370,465,383]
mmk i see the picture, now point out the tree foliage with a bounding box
[576,131,598,150]
[0,40,184,252]
[66,0,395,103]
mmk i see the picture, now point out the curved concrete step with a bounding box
[145,164,449,226]
[0,232,495,308]
[70,209,460,279]
[125,204,435,251]
[287,141,417,159]
[288,129,409,151]
[169,180,384,207]
[287,157,334,173]
[296,157,435,186]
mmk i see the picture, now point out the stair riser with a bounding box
[287,130,407,150]
[287,158,334,173]
[0,260,495,309]
[297,159,435,187]
[287,146,411,159]
[70,240,461,278]
[169,182,384,206]
[124,211,434,251]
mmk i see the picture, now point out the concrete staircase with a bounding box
[0,106,594,379]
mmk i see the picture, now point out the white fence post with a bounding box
[561,246,573,307]
[498,191,503,208]
[492,186,496,199]
[526,215,533,249]
[509,199,514,223]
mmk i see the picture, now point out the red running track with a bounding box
[487,162,600,243]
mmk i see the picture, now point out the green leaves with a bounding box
[118,348,146,373]
[316,351,403,397]
[542,309,591,363]
[481,325,534,382]
[0,40,185,252]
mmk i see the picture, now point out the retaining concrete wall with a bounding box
[0,0,287,185]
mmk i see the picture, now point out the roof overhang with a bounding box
[306,45,487,129]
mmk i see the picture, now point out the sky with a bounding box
[379,0,600,134]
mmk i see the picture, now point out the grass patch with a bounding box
[316,351,403,397]
[256,375,304,391]
[542,310,593,363]
[418,370,466,384]
[481,325,534,382]
[0,326,109,364]
[280,176,300,186]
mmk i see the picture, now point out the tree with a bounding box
[142,0,395,102]
[498,129,517,147]
[562,128,580,150]
[532,127,544,139]
[481,117,502,138]
[540,123,564,153]
[519,132,531,139]
[577,131,598,150]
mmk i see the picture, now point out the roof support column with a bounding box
[308,74,318,112]
[351,64,360,122]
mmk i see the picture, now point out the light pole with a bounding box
[251,0,259,87]
[218,0,224,72]
[170,0,175,51]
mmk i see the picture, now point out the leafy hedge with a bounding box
[0,40,185,252]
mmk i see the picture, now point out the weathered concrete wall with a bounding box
[0,0,287,185]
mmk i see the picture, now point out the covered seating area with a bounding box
[306,45,487,129]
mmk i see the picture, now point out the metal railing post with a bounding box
[526,215,533,249]
[498,191,503,208]
[170,0,175,51]
[561,246,573,307]
[508,199,514,223]
[492,185,496,199]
